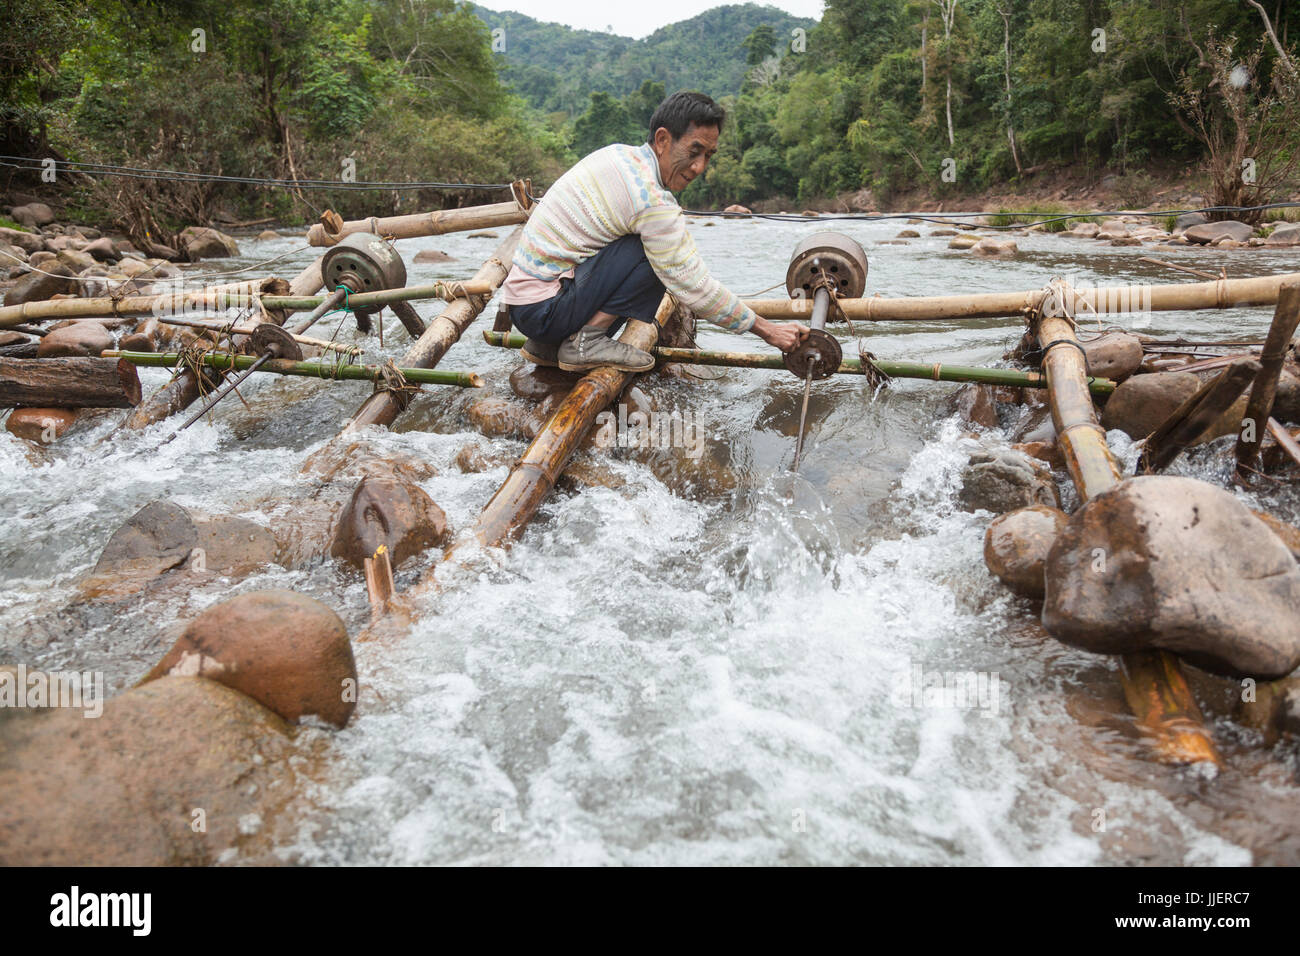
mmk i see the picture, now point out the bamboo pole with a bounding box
[306,198,530,247]
[1034,281,1221,767]
[482,331,1118,395]
[1267,417,1300,469]
[344,227,521,431]
[745,271,1300,322]
[1140,359,1261,473]
[1235,282,1300,482]
[105,350,484,388]
[0,277,288,327]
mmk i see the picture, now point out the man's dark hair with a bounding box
[648,91,725,142]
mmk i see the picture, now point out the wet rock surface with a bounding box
[958,448,1060,513]
[1043,476,1300,679]
[1100,371,1200,439]
[329,474,449,570]
[144,589,358,728]
[1079,331,1143,382]
[0,676,298,865]
[35,321,113,357]
[984,505,1067,598]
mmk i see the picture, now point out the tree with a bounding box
[740,23,777,66]
[571,91,638,156]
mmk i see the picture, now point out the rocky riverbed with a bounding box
[2,209,1300,866]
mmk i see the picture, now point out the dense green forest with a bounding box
[469,4,815,115]
[3,0,1298,241]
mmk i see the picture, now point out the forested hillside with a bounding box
[470,4,815,115]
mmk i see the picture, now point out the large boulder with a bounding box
[35,321,113,357]
[9,202,55,228]
[177,225,239,260]
[2,262,74,305]
[1266,222,1300,246]
[1173,211,1207,234]
[1100,371,1200,439]
[82,236,118,262]
[79,500,278,600]
[984,505,1068,598]
[958,448,1060,513]
[55,247,95,272]
[1080,331,1143,382]
[947,382,998,429]
[971,237,1018,257]
[143,589,357,728]
[1043,475,1300,678]
[329,474,449,570]
[508,363,581,402]
[723,204,752,215]
[1183,220,1254,244]
[413,248,453,263]
[0,676,297,865]
[0,226,44,254]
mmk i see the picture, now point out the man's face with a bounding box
[651,123,719,193]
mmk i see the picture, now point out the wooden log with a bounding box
[1267,417,1300,469]
[0,357,141,408]
[344,227,521,431]
[1139,359,1261,473]
[746,270,1300,322]
[1033,282,1221,767]
[306,197,530,247]
[1235,282,1300,481]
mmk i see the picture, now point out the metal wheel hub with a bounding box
[782,328,842,380]
[250,323,303,361]
[785,231,869,300]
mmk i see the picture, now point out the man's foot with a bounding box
[557,325,655,373]
[520,337,559,367]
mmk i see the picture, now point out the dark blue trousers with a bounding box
[509,234,666,345]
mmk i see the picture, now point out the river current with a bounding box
[3,217,1298,865]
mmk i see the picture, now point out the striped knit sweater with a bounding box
[501,142,758,333]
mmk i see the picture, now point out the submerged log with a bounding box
[0,357,141,408]
[1235,282,1300,482]
[345,227,521,431]
[1139,359,1261,473]
[305,193,531,247]
[748,270,1300,322]
[1033,282,1221,767]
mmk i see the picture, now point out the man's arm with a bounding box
[631,203,807,351]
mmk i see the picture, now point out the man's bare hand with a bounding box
[753,317,810,353]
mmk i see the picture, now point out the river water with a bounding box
[3,219,1299,865]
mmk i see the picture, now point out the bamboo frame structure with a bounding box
[483,331,1119,395]
[344,227,522,431]
[105,350,484,388]
[1140,359,1261,473]
[1034,281,1221,767]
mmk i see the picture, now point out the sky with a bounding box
[481,1,825,39]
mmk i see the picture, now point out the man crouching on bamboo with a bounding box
[500,90,808,371]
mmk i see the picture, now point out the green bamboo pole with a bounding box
[260,280,494,313]
[481,331,1117,395]
[105,350,483,388]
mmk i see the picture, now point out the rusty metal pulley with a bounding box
[318,232,424,337]
[784,231,869,301]
[250,322,303,362]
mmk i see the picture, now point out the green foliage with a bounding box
[571,91,641,157]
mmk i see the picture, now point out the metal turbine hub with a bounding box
[320,232,407,295]
[783,326,841,380]
[250,323,303,362]
[784,231,869,300]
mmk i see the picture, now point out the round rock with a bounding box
[984,505,1067,598]
[145,589,358,728]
